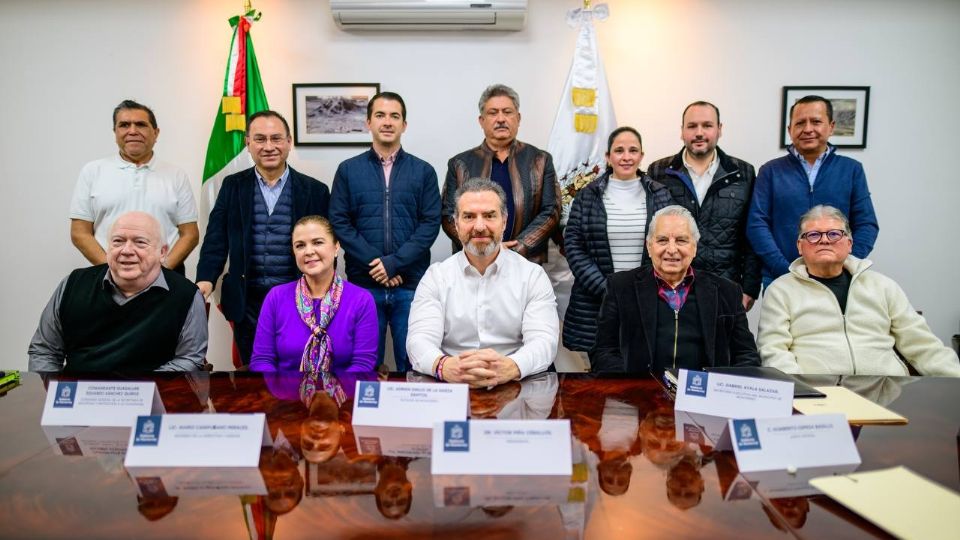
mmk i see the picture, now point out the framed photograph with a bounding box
[292,83,380,146]
[780,86,870,149]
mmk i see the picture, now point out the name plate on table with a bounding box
[124,413,269,468]
[41,381,164,427]
[727,413,860,473]
[674,369,793,419]
[352,381,468,428]
[431,419,572,476]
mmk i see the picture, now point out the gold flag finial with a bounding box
[583,0,592,9]
[244,0,252,13]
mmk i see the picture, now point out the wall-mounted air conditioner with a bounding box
[331,0,527,31]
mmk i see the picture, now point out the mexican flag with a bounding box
[201,9,270,209]
[547,3,616,227]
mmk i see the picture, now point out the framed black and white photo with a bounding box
[780,86,870,149]
[292,83,380,146]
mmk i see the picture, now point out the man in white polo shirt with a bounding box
[407,177,559,387]
[69,99,199,274]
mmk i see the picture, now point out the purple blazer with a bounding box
[250,280,378,372]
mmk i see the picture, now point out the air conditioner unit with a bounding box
[331,0,527,31]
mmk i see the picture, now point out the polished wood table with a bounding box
[0,372,956,539]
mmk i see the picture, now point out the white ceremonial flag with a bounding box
[547,2,617,227]
[544,2,616,372]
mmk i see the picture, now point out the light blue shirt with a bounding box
[254,166,290,214]
[788,145,834,189]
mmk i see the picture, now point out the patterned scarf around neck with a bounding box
[297,274,347,406]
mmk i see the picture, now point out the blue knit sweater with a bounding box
[747,148,879,281]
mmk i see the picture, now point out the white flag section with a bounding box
[547,3,616,227]
[543,3,615,373]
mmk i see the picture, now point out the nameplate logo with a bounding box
[733,419,762,451]
[133,415,162,446]
[357,382,381,408]
[443,421,470,452]
[136,477,169,498]
[684,371,709,397]
[53,381,78,408]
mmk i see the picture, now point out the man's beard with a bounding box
[464,235,500,257]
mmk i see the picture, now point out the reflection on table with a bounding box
[0,371,956,539]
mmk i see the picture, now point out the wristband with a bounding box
[435,355,450,382]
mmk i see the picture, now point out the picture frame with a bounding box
[292,83,380,146]
[780,86,870,149]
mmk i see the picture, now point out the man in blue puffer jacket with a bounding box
[747,95,879,288]
[329,92,441,373]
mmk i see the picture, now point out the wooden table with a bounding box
[0,372,956,539]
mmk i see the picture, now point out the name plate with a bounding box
[674,369,793,419]
[124,413,269,468]
[728,413,861,473]
[41,381,164,427]
[431,419,572,476]
[352,381,468,428]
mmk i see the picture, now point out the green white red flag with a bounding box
[202,9,269,208]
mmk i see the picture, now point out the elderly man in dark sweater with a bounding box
[592,206,759,374]
[29,211,207,372]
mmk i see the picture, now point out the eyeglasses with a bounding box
[799,229,846,244]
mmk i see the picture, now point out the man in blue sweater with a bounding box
[329,92,441,372]
[747,95,879,287]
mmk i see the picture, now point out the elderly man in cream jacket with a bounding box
[758,205,960,376]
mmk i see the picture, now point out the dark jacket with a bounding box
[646,147,762,298]
[591,267,760,373]
[561,170,673,351]
[196,166,330,322]
[329,148,441,290]
[442,139,560,263]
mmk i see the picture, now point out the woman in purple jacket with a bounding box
[251,216,378,385]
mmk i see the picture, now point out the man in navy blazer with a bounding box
[196,110,330,365]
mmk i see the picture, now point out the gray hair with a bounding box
[454,177,508,217]
[798,205,851,237]
[646,205,701,244]
[478,84,520,113]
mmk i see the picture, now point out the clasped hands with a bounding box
[369,258,402,288]
[438,349,521,388]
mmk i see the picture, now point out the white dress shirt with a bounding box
[407,248,559,379]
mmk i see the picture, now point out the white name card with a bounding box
[41,381,164,427]
[674,369,793,419]
[431,419,572,476]
[727,413,861,473]
[352,381,468,428]
[124,413,269,468]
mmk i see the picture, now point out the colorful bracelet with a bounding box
[435,355,450,382]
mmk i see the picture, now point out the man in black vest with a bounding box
[591,206,759,374]
[196,110,330,365]
[29,211,207,372]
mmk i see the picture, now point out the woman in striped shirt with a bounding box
[562,127,673,357]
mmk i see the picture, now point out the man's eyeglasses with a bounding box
[799,229,846,244]
[250,135,287,145]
